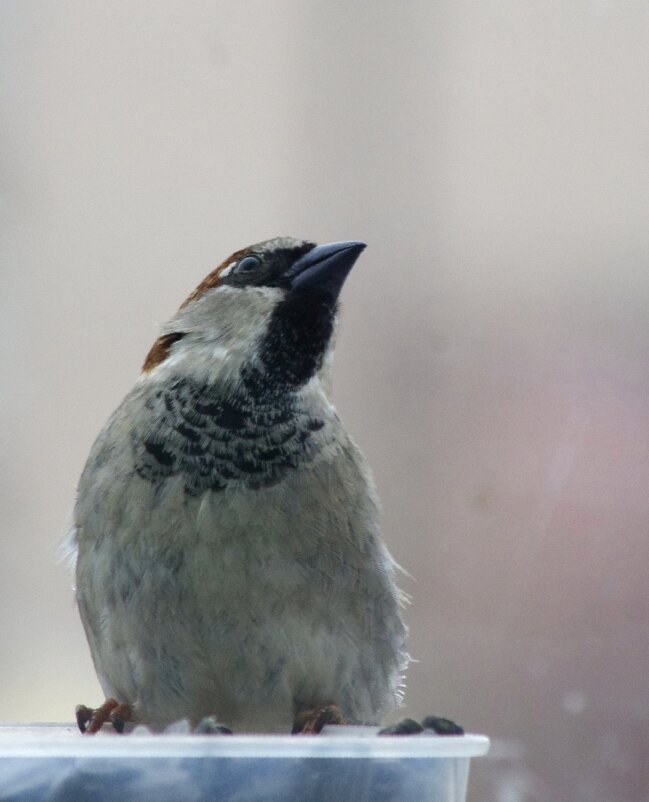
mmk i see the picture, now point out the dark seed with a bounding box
[422,715,464,736]
[378,718,424,736]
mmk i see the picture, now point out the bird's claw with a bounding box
[75,698,133,734]
[292,702,345,734]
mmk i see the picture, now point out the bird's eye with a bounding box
[237,255,262,273]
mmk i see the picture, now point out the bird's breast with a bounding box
[131,374,340,497]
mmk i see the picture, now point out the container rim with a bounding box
[0,724,490,760]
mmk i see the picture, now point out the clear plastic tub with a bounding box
[0,723,489,802]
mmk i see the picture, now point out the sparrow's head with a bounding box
[142,237,365,392]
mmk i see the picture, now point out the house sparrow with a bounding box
[70,237,409,734]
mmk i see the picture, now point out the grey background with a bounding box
[2,2,648,800]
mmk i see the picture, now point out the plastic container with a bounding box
[0,723,489,802]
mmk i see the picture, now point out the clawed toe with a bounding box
[75,699,133,734]
[109,703,133,733]
[292,702,345,734]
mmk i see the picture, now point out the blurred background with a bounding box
[2,2,648,800]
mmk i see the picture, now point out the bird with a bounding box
[69,237,409,735]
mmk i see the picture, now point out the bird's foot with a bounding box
[379,714,464,736]
[292,702,345,734]
[75,698,133,734]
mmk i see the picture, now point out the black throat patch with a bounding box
[259,290,338,389]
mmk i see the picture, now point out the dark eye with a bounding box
[237,255,262,273]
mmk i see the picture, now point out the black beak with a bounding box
[288,241,366,299]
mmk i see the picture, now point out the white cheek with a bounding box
[143,341,249,388]
[148,285,283,387]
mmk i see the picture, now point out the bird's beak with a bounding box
[288,241,366,298]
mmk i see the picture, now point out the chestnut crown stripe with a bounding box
[179,246,251,310]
